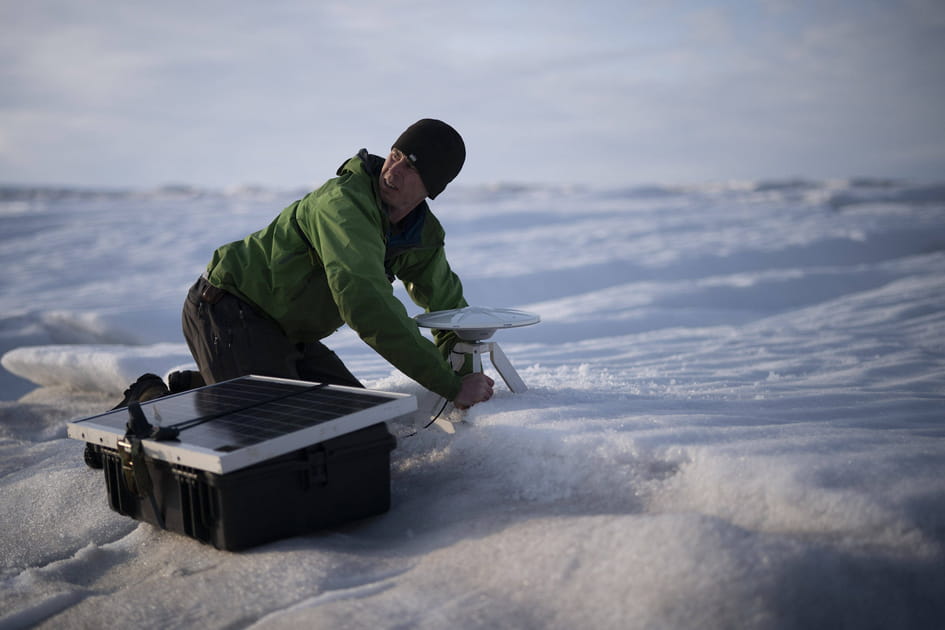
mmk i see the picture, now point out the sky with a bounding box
[1,0,944,190]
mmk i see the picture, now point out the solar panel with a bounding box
[67,376,415,473]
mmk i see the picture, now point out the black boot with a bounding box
[111,373,170,410]
[167,369,205,393]
[85,373,172,470]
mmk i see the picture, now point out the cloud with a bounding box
[1,1,943,188]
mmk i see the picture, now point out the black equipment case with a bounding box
[67,376,411,550]
[97,423,395,550]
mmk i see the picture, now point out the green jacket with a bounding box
[205,150,466,400]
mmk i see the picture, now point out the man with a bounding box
[181,119,494,409]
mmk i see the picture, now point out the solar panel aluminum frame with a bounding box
[66,375,416,474]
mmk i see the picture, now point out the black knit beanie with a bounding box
[392,119,465,199]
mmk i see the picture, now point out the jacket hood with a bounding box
[337,149,384,178]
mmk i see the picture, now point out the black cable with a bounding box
[423,397,451,429]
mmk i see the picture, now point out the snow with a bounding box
[1,178,944,629]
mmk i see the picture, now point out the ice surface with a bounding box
[1,179,944,628]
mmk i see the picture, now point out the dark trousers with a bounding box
[181,276,363,388]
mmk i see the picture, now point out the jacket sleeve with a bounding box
[396,244,468,359]
[297,182,463,400]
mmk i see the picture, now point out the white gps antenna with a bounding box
[415,306,540,394]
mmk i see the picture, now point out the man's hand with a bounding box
[454,373,495,409]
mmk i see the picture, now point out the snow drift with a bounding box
[1,179,944,629]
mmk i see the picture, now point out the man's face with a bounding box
[379,148,428,220]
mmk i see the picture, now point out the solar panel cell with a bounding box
[67,375,416,473]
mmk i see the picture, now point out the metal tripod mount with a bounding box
[449,338,527,393]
